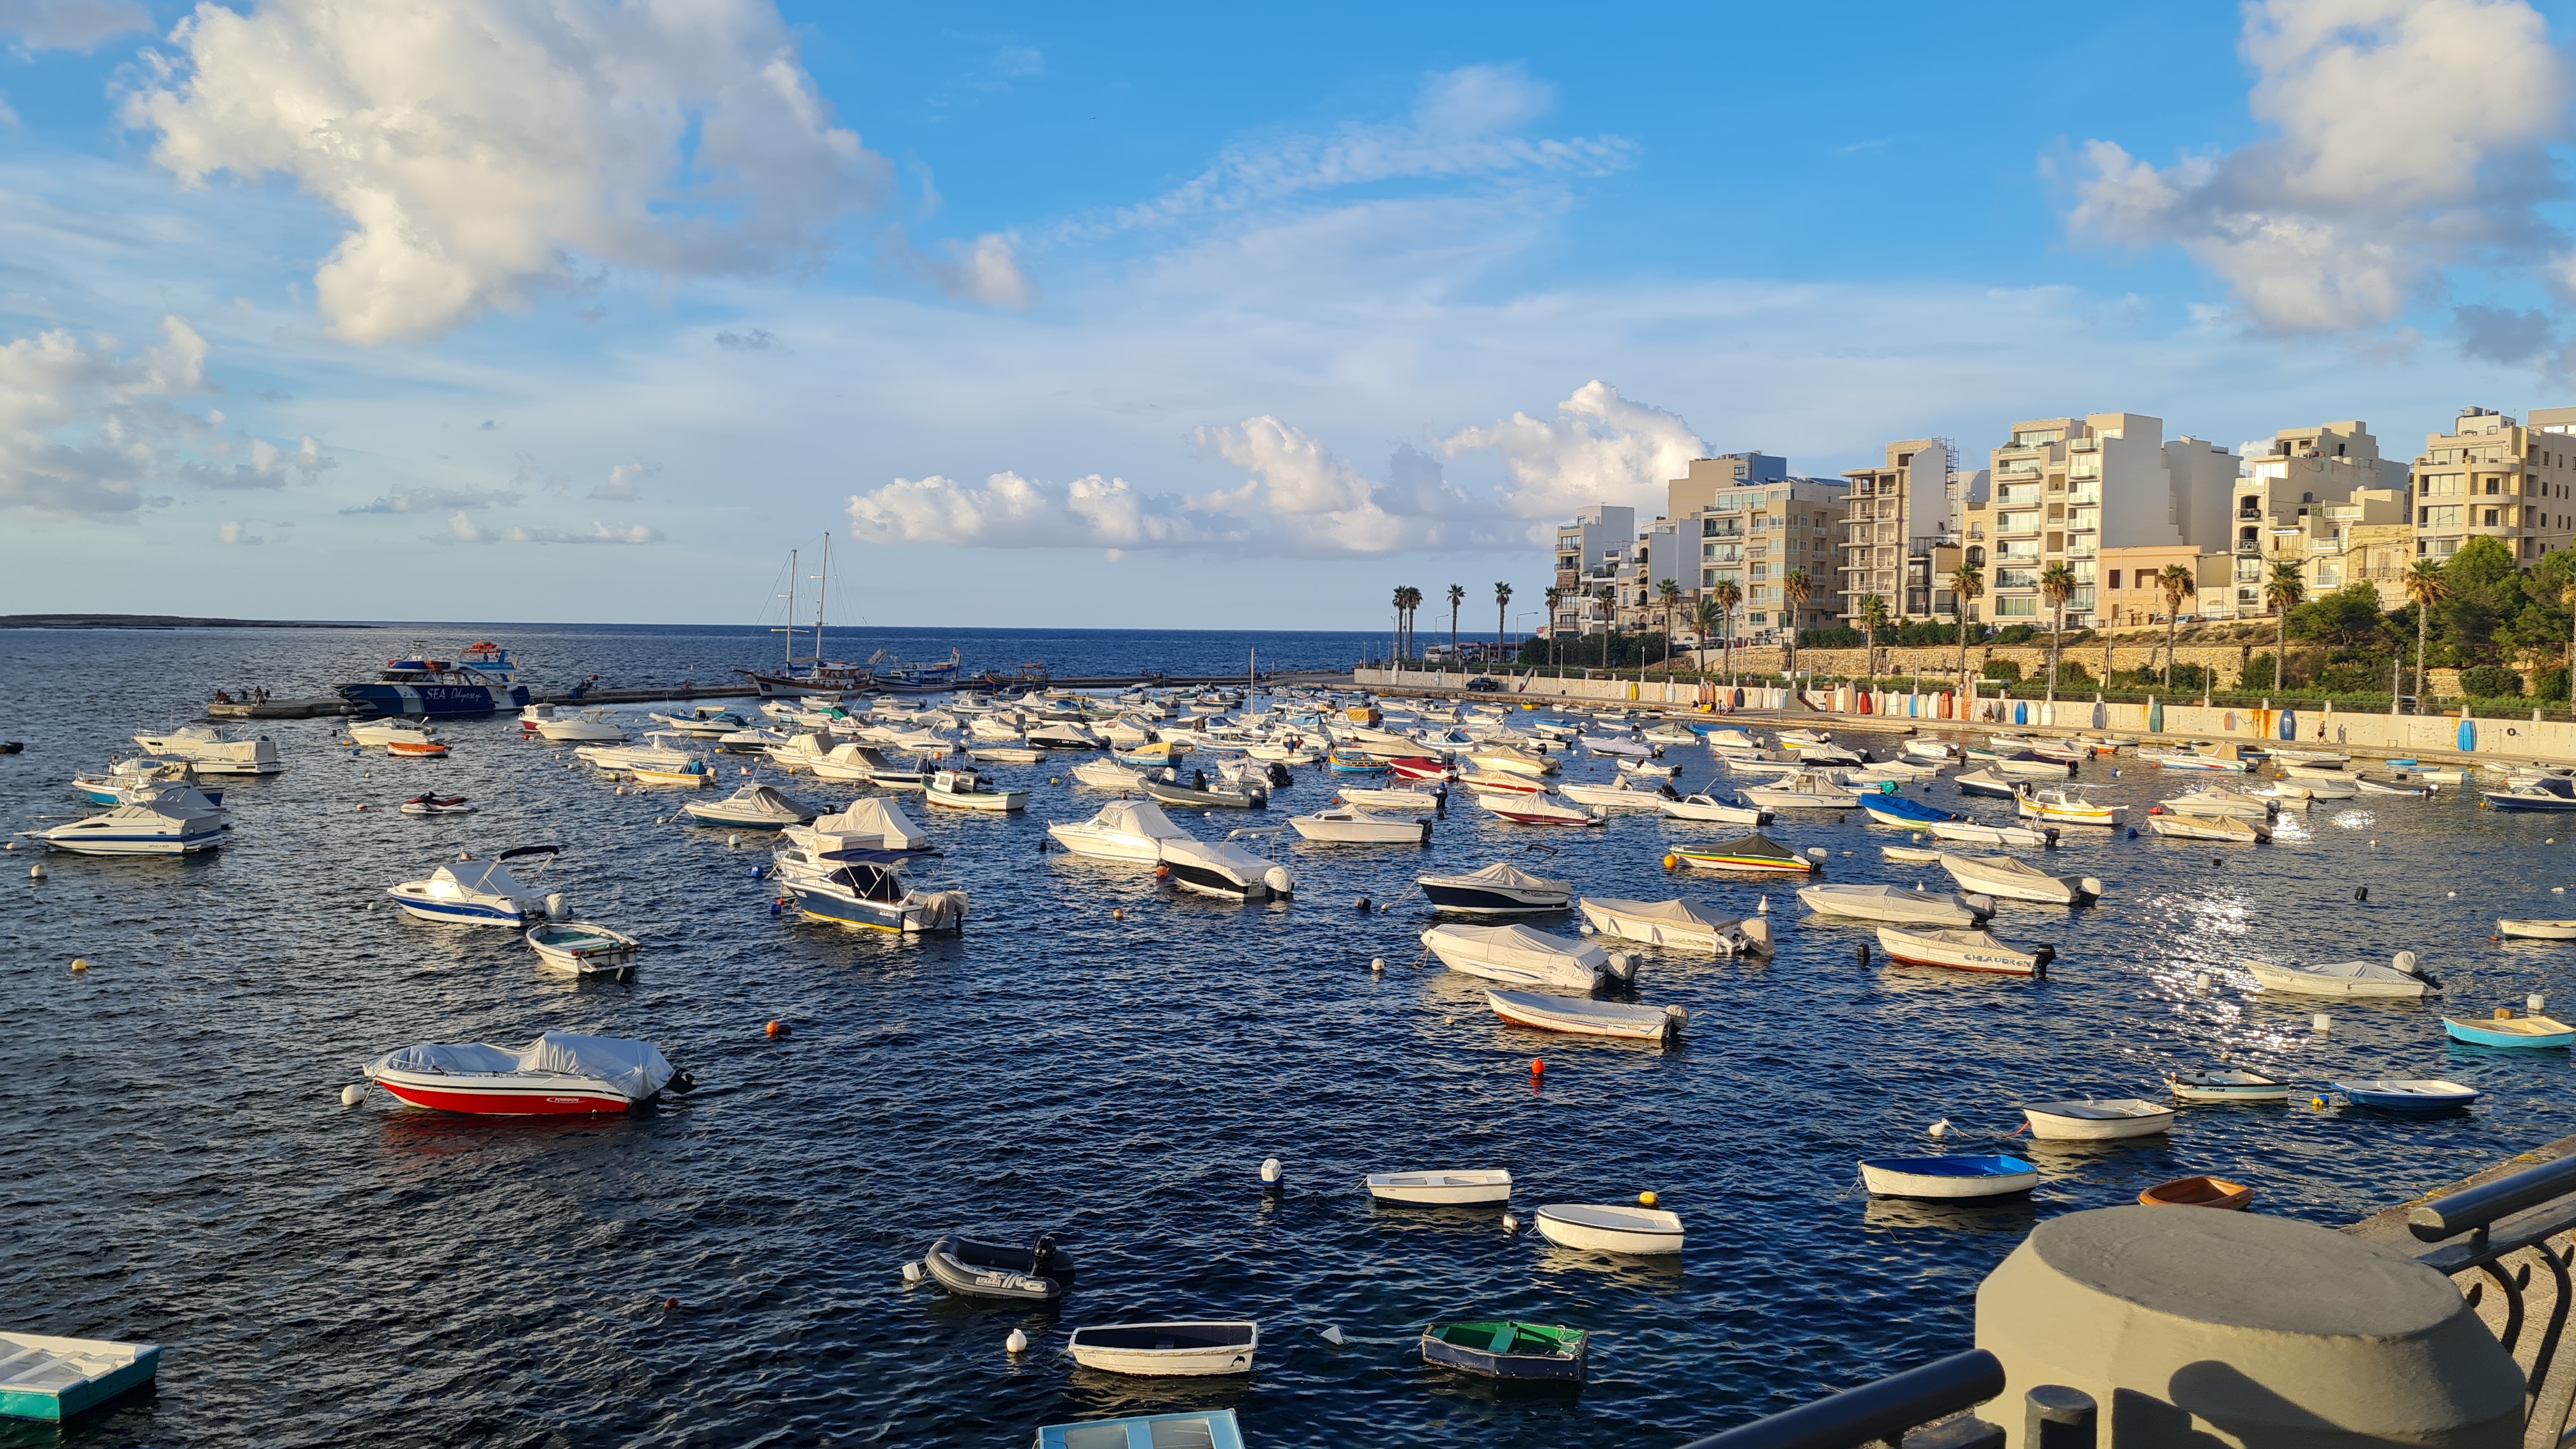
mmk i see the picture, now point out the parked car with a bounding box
[1467,677,1504,693]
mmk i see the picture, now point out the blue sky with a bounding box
[4,0,2575,627]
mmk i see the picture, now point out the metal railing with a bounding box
[2407,1154,2576,1445]
[1671,1349,2097,1448]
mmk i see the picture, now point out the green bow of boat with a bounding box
[1427,1321,1585,1357]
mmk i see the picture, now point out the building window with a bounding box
[1994,597,2039,617]
[2106,569,2122,589]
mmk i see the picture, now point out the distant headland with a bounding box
[0,614,374,630]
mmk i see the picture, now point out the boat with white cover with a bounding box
[360,1031,679,1114]
[1290,804,1430,844]
[70,755,202,804]
[1952,767,2018,799]
[1797,884,1991,928]
[924,767,1027,813]
[781,797,931,859]
[524,921,641,979]
[1927,820,2055,848]
[2159,787,2274,820]
[1339,784,1445,811]
[130,724,283,775]
[1422,923,1631,988]
[1875,926,2051,976]
[1738,771,1858,811]
[2022,1098,2175,1140]
[2244,952,2435,998]
[19,783,227,855]
[1072,759,1146,790]
[1487,990,1683,1040]
[1936,852,2100,905]
[534,710,626,743]
[1661,793,1770,826]
[2145,811,2267,843]
[1418,861,1572,914]
[349,716,441,749]
[1533,1202,1683,1254]
[1365,1169,1512,1206]
[1578,897,1773,954]
[1476,792,1603,827]
[2015,787,2124,826]
[778,850,970,931]
[1065,1322,1257,1377]
[2276,777,2360,802]
[578,732,698,771]
[1858,1155,2039,1200]
[680,783,813,827]
[388,847,559,925]
[1048,799,1193,861]
[1159,837,1295,900]
[1558,779,1669,813]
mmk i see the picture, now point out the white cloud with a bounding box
[188,433,333,490]
[441,514,664,545]
[0,0,148,51]
[1436,381,1707,521]
[845,470,1218,551]
[341,485,522,515]
[122,0,892,343]
[2067,0,2572,336]
[590,461,657,500]
[0,314,212,517]
[884,229,1034,309]
[216,519,262,544]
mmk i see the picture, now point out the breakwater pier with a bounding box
[207,670,1350,719]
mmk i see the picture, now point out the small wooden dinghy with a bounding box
[2138,1175,2252,1210]
[1365,1169,1512,1206]
[1036,1411,1243,1449]
[2499,919,2576,940]
[2166,1068,2290,1103]
[0,1332,160,1422]
[922,1234,1074,1301]
[525,921,641,979]
[1066,1321,1257,1377]
[388,738,450,758]
[2335,1079,2483,1112]
[1875,926,2051,976]
[1857,1154,2039,1200]
[1421,1321,1589,1383]
[2021,1098,2175,1140]
[1533,1202,1684,1254]
[1485,990,1683,1041]
[2444,1012,2576,1048]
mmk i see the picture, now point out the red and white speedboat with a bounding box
[1388,757,1455,783]
[360,1031,682,1115]
[1476,793,1603,828]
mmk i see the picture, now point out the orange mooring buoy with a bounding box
[765,1020,788,1039]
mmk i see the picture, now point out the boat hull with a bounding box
[342,682,531,717]
[388,890,530,926]
[1858,1156,2039,1200]
[2022,1104,2175,1140]
[1420,884,1567,914]
[1365,1171,1512,1206]
[1485,990,1675,1039]
[369,1069,636,1114]
[1533,1204,1683,1254]
[1874,928,2042,976]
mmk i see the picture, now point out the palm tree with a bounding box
[2039,563,2076,703]
[1712,580,1744,684]
[1404,586,1425,661]
[1691,597,1723,675]
[2264,560,2307,692]
[2403,558,2450,704]
[2563,578,2576,693]
[1781,569,1811,682]
[1446,583,1465,661]
[1494,581,1514,669]
[2156,564,2197,689]
[1657,579,1683,672]
[1542,586,1563,670]
[1592,586,1614,670]
[1948,563,1984,699]
[1858,593,1890,693]
[1390,585,1406,664]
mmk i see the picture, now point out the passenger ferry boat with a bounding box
[338,643,532,717]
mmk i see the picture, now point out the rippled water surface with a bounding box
[5,625,2574,1447]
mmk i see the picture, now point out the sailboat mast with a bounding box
[783,548,799,670]
[815,533,831,664]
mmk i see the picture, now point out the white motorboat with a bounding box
[2145,811,2267,843]
[1158,836,1294,900]
[2280,762,2350,781]
[761,732,838,773]
[1937,852,2100,905]
[1290,805,1430,844]
[0,1330,162,1422]
[1902,739,1963,761]
[578,732,698,771]
[1616,758,1682,781]
[1928,820,2056,848]
[2168,1068,2293,1103]
[1533,1202,1683,1254]
[1874,926,2052,976]
[1577,897,1774,955]
[1456,768,1546,796]
[778,852,969,932]
[924,767,1027,813]
[524,921,641,978]
[680,783,814,827]
[2354,775,2432,797]
[1952,767,2018,799]
[1883,845,1945,864]
[348,716,440,749]
[360,1031,680,1114]
[2499,919,2576,940]
[1469,744,1558,777]
[1738,772,1857,812]
[1072,759,1147,790]
[2158,787,2274,820]
[71,755,201,804]
[1643,724,1699,746]
[1858,1156,2039,1200]
[1048,799,1193,861]
[2278,776,2361,802]
[1487,990,1685,1041]
[2244,953,2434,999]
[1476,793,1604,828]
[1065,1322,1257,1377]
[1796,884,1991,928]
[2022,1099,2175,1141]
[1421,923,1631,988]
[19,783,227,855]
[650,706,751,738]
[1027,722,1101,750]
[1418,861,1572,914]
[131,724,283,774]
[535,710,626,744]
[2014,786,2124,827]
[1660,793,1769,826]
[1338,785,1445,811]
[388,847,558,926]
[781,798,930,859]
[1558,779,1670,813]
[1365,1170,1512,1205]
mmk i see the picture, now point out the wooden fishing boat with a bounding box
[524,921,641,979]
[1036,1411,1243,1449]
[1857,1154,2039,1200]
[1066,1321,1257,1377]
[1365,1169,1512,1206]
[2021,1098,2175,1140]
[1421,1321,1589,1383]
[1485,990,1683,1041]
[1874,926,2051,976]
[0,1332,161,1423]
[2138,1176,2253,1210]
[388,738,450,758]
[2166,1068,2291,1103]
[2444,1013,2576,1049]
[1673,832,1814,873]
[1533,1202,1684,1254]
[2336,1079,2482,1111]
[921,1233,1074,1301]
[2499,919,2576,940]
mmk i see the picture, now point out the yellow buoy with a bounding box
[70,958,89,973]
[1662,854,1679,871]
[1638,1190,1659,1208]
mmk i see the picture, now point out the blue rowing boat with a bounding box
[1036,1410,1243,1448]
[2334,1079,2483,1111]
[1862,795,1952,829]
[2443,1015,2576,1049]
[1857,1154,2039,1199]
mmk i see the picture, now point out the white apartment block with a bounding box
[2230,421,2412,611]
[1839,438,1981,624]
[1551,503,1636,636]
[2410,406,2576,565]
[1959,413,2235,627]
[1679,467,1847,640]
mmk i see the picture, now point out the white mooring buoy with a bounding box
[1005,1328,1029,1355]
[340,1084,364,1107]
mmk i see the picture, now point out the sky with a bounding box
[7,0,2576,629]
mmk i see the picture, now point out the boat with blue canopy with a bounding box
[1861,795,1954,828]
[1857,1155,2040,1200]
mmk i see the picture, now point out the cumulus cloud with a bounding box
[123,0,891,343]
[1,0,149,51]
[441,513,663,545]
[884,228,1036,309]
[187,433,332,490]
[0,315,213,517]
[340,485,521,515]
[1436,381,1706,521]
[843,383,1690,558]
[216,519,263,544]
[590,461,657,500]
[2066,0,2572,337]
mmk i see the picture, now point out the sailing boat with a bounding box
[737,536,875,696]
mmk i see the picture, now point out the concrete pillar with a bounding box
[1977,1207,2521,1448]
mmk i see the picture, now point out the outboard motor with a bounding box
[1605,951,1636,985]
[1262,865,1296,898]
[1266,762,1292,788]
[2394,949,2441,988]
[2032,945,2056,979]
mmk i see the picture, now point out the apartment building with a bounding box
[1678,466,1846,640]
[1551,503,1635,636]
[1958,413,2236,627]
[2098,547,2233,629]
[1668,451,1786,518]
[2410,406,2576,564]
[2228,422,2412,613]
[1838,438,1979,624]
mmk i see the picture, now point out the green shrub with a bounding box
[2316,661,2388,694]
[1798,627,1864,649]
[2537,667,2571,703]
[2238,653,2278,691]
[1993,624,2039,645]
[1981,659,2023,682]
[2460,664,2523,698]
[2048,659,2096,686]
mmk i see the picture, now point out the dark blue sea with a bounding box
[1,623,2568,1448]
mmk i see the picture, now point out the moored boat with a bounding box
[1418,861,1572,914]
[19,783,228,855]
[1533,1202,1683,1254]
[921,1234,1074,1301]
[2139,1176,2253,1210]
[1159,837,1295,900]
[360,1031,680,1114]
[1673,832,1816,873]
[1476,792,1602,828]
[1035,1411,1242,1449]
[1289,804,1431,844]
[524,921,641,979]
[680,783,813,827]
[0,1332,161,1423]
[2166,1068,2291,1103]
[924,767,1029,813]
[131,724,284,775]
[2244,953,2435,999]
[387,847,558,925]
[1365,1169,1512,1206]
[398,794,476,816]
[1423,924,1627,989]
[2334,1079,2482,1111]
[1857,1154,2039,1200]
[1065,1321,1257,1377]
[2021,1098,2174,1140]
[1484,990,1682,1041]
[2444,1012,2576,1049]
[1047,798,1192,862]
[1420,1321,1588,1383]
[2500,919,2576,940]
[1874,926,2052,976]
[778,850,969,931]
[2144,810,2268,843]
[1577,897,1774,954]
[1936,852,2099,905]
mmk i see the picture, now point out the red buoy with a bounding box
[765,1020,788,1039]
[1531,1059,1545,1077]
